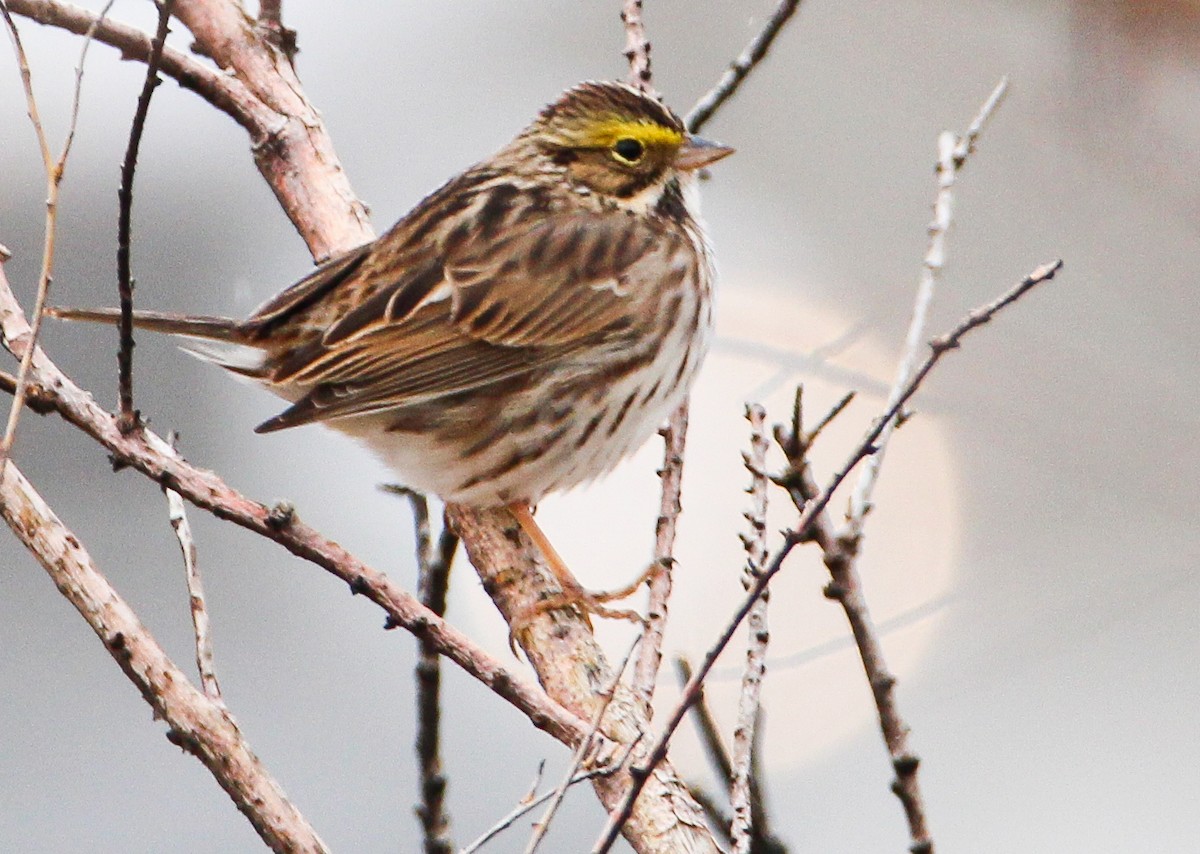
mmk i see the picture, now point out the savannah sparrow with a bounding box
[53,82,732,603]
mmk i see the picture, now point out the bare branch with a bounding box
[846,77,1009,534]
[620,0,652,92]
[5,0,275,149]
[448,504,718,854]
[0,459,327,853]
[386,487,457,854]
[0,0,109,463]
[633,404,687,705]
[164,433,221,702]
[525,635,641,854]
[169,0,372,259]
[460,751,633,854]
[255,0,296,63]
[686,0,804,133]
[731,404,770,854]
[116,0,173,432]
[590,259,1062,852]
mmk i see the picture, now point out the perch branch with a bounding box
[524,636,642,854]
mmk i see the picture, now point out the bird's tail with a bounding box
[46,306,245,342]
[47,306,269,377]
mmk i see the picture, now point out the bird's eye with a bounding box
[612,137,645,163]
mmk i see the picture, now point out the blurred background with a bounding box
[1,1,1197,851]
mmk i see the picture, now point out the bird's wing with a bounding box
[254,208,679,432]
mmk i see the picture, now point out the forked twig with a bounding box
[0,0,111,463]
[460,746,637,854]
[846,76,1009,535]
[590,259,1062,853]
[524,635,642,854]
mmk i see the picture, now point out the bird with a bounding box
[50,80,733,621]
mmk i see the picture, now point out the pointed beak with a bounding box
[674,135,735,171]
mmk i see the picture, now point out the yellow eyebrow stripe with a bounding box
[579,118,684,149]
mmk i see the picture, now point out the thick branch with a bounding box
[0,460,326,853]
[448,505,718,854]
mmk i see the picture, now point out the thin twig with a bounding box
[386,486,457,854]
[674,656,734,788]
[6,0,274,137]
[525,635,642,854]
[686,0,804,133]
[846,77,1009,535]
[460,747,636,854]
[633,403,687,705]
[731,405,770,854]
[590,260,1062,853]
[0,0,110,464]
[116,0,173,432]
[620,0,652,93]
[163,432,221,702]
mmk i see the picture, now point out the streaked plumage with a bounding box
[52,81,732,507]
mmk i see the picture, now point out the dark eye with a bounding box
[613,137,645,163]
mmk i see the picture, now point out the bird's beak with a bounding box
[674,135,735,171]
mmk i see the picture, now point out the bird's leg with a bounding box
[508,503,647,629]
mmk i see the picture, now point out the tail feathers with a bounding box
[48,305,269,377]
[47,306,246,343]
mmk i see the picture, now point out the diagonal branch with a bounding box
[591,260,1062,853]
[845,76,1008,536]
[686,0,804,133]
[0,459,327,853]
[5,0,274,138]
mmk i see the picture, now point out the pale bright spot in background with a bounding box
[458,274,960,774]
